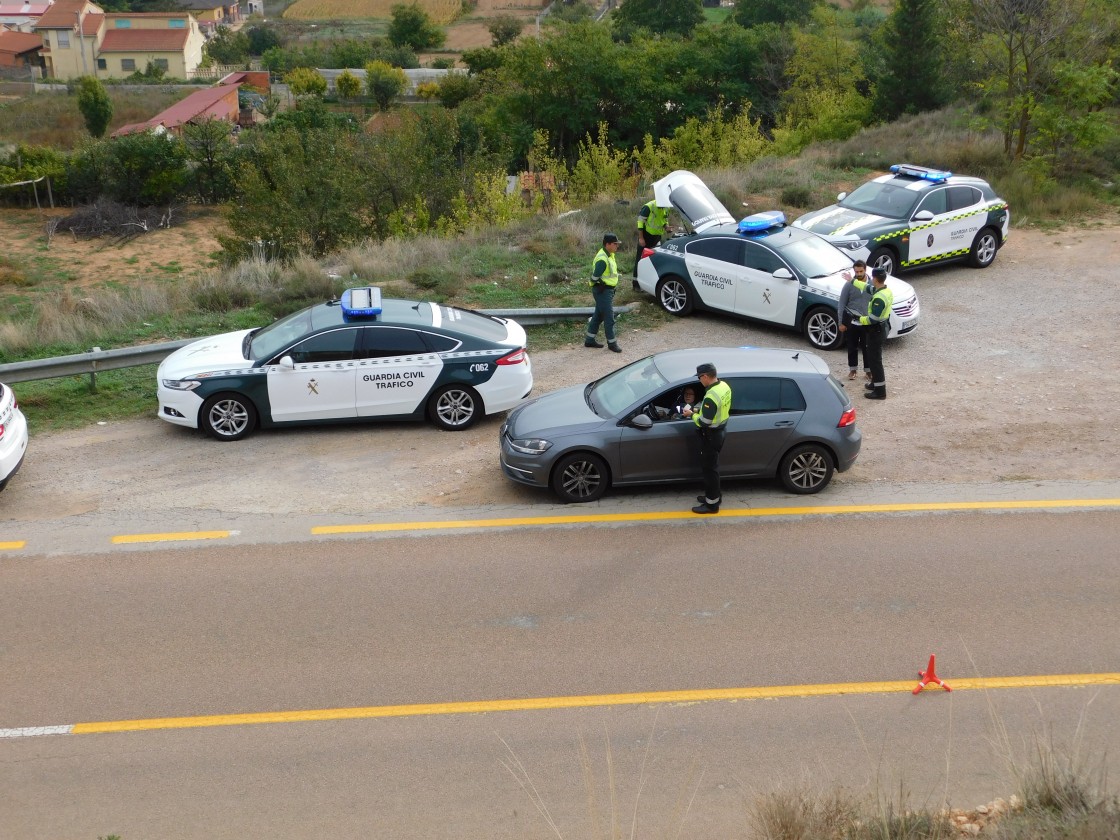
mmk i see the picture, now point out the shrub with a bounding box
[76,76,112,138]
[286,67,327,98]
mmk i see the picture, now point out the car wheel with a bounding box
[802,306,842,350]
[778,444,834,494]
[429,384,481,431]
[868,247,896,276]
[551,452,609,503]
[656,275,694,316]
[201,392,258,441]
[968,228,999,268]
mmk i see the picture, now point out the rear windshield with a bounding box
[435,305,510,341]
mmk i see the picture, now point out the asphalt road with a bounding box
[2,509,1118,839]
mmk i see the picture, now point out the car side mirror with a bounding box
[278,355,295,370]
[837,191,847,201]
[772,268,794,280]
[629,414,653,429]
[913,210,934,222]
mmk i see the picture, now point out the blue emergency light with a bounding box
[736,210,786,235]
[890,163,952,183]
[341,286,382,318]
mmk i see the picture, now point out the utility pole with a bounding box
[75,8,89,76]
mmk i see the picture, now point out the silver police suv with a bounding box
[499,346,861,503]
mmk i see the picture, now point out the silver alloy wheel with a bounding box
[972,231,998,267]
[785,448,830,491]
[434,387,476,429]
[658,278,691,315]
[207,397,251,438]
[869,247,895,276]
[804,308,840,350]
[559,458,603,500]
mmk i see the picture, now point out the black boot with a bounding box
[691,502,720,514]
[864,386,886,400]
[585,338,604,349]
[608,342,622,353]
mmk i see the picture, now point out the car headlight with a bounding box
[836,238,869,251]
[161,379,202,391]
[509,438,552,455]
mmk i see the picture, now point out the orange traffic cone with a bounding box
[912,654,952,694]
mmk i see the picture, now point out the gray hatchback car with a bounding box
[499,347,861,503]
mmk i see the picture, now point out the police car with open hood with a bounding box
[634,170,919,351]
[792,164,1010,275]
[157,287,533,441]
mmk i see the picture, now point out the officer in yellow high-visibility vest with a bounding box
[684,362,732,513]
[634,198,670,278]
[585,232,622,352]
[852,266,894,400]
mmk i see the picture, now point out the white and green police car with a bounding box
[157,287,533,441]
[792,164,1010,275]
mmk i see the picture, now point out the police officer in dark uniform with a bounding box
[685,362,732,514]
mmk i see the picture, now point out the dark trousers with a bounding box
[699,426,726,504]
[844,319,868,371]
[866,322,887,394]
[634,233,661,276]
[587,284,616,343]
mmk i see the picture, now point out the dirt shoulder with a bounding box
[2,224,1119,524]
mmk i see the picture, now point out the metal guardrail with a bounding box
[0,304,639,387]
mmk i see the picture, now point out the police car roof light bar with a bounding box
[341,286,382,318]
[890,163,952,183]
[737,210,786,236]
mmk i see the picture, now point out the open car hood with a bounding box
[651,170,736,234]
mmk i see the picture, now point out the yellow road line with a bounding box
[111,531,231,545]
[71,673,1120,735]
[0,540,26,550]
[311,498,1120,535]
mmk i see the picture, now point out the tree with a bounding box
[205,25,251,65]
[105,131,190,206]
[286,67,327,97]
[388,3,445,51]
[875,0,949,119]
[76,76,112,138]
[612,0,703,41]
[182,117,237,204]
[734,0,816,28]
[245,24,281,56]
[487,14,523,46]
[365,60,408,111]
[335,70,362,100]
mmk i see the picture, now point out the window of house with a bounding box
[168,18,186,28]
[57,30,70,48]
[121,58,136,71]
[97,58,106,69]
[114,19,131,27]
[154,58,169,70]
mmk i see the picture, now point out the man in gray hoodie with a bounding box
[837,259,873,383]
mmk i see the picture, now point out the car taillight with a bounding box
[497,348,526,365]
[0,422,5,439]
[837,407,856,428]
[640,248,655,259]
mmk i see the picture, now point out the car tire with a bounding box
[429,384,481,431]
[551,452,609,503]
[968,228,999,268]
[656,276,694,316]
[802,306,842,351]
[778,444,834,494]
[200,392,258,441]
[868,247,896,276]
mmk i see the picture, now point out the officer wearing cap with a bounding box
[851,266,894,400]
[585,232,622,353]
[683,362,732,513]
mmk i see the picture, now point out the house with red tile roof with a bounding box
[0,1,51,32]
[33,0,205,80]
[111,80,240,137]
[0,26,42,69]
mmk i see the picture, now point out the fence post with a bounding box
[88,347,101,394]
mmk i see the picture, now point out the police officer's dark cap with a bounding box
[696,362,717,377]
[872,266,887,280]
[603,232,620,244]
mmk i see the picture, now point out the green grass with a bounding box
[15,366,158,435]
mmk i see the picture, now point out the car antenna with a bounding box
[792,352,799,360]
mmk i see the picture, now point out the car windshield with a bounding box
[588,357,669,416]
[774,235,852,279]
[839,180,921,220]
[248,307,317,361]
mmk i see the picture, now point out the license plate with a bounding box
[901,319,916,329]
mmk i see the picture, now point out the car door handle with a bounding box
[773,420,795,427]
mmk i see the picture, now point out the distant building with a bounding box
[0,1,50,33]
[111,80,240,137]
[33,0,205,80]
[173,0,241,34]
[0,26,42,68]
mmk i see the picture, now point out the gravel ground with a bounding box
[3,224,1119,524]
